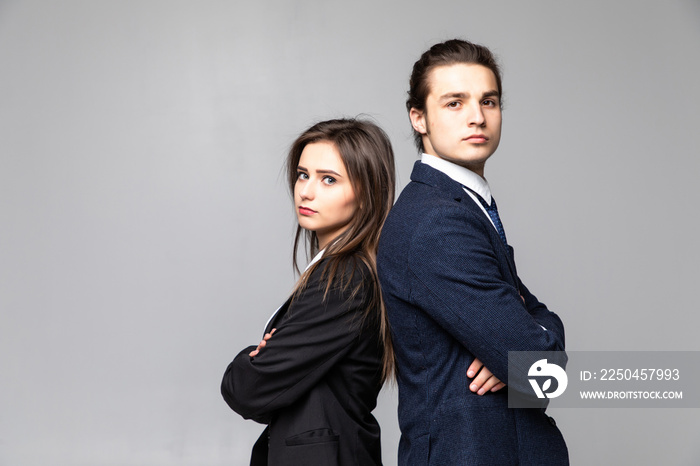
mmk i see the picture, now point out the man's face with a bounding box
[410,63,502,176]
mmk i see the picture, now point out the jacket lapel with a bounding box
[264,296,292,334]
[410,161,520,289]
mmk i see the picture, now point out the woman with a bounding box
[221,118,396,465]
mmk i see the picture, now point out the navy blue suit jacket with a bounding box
[377,161,569,465]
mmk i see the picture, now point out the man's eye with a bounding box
[322,176,336,185]
[447,101,460,108]
[483,99,497,107]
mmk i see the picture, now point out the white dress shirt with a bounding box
[420,153,498,232]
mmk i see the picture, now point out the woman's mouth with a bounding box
[298,206,317,215]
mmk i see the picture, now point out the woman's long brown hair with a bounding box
[285,118,396,382]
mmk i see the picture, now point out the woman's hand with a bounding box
[467,358,506,395]
[249,329,276,357]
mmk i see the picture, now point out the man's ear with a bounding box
[409,108,427,135]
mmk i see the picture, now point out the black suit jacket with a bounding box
[221,258,383,466]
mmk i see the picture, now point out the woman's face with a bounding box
[294,141,357,250]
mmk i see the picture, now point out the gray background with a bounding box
[1,0,699,464]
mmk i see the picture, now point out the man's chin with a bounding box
[440,153,491,175]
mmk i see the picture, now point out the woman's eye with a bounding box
[297,172,309,180]
[322,176,336,185]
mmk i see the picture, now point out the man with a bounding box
[377,39,569,465]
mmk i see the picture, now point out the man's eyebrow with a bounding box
[438,92,468,102]
[438,90,500,102]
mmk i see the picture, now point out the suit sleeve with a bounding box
[221,263,368,424]
[407,204,565,387]
[519,278,565,345]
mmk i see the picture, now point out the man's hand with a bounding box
[467,358,506,395]
[249,328,276,357]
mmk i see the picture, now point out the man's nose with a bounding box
[467,102,485,126]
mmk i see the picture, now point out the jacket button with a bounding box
[548,416,557,426]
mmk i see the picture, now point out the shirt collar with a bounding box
[420,153,493,205]
[304,249,325,271]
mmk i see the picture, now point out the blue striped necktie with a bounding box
[464,187,508,245]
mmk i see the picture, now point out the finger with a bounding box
[478,375,503,395]
[270,328,277,335]
[250,343,262,356]
[467,358,484,378]
[491,382,506,392]
[469,366,493,393]
[258,340,267,348]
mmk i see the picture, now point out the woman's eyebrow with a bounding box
[315,169,342,177]
[297,166,343,177]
